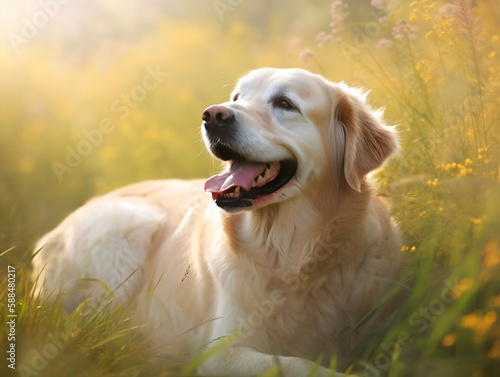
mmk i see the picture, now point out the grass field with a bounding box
[1,0,500,376]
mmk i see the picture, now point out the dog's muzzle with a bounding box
[201,105,297,212]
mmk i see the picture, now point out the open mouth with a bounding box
[204,158,297,212]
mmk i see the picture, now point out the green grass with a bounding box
[1,181,499,377]
[2,0,500,376]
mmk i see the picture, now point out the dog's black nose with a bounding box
[202,105,234,129]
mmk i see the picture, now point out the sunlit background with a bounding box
[1,1,500,376]
[0,0,342,254]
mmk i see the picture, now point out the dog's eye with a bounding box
[271,96,298,112]
[232,93,240,101]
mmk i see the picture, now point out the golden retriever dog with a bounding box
[32,68,403,376]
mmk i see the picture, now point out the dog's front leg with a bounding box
[198,346,343,377]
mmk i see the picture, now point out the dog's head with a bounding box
[202,68,398,212]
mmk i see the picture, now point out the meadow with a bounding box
[1,0,499,376]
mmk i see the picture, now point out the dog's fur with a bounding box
[32,68,403,376]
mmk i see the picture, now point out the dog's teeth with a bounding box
[251,162,282,188]
[234,186,240,195]
[264,167,272,179]
[252,175,262,187]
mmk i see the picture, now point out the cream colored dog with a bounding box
[33,68,403,376]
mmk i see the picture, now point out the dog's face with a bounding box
[202,68,398,212]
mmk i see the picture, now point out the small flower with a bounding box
[426,178,439,186]
[489,294,500,307]
[330,1,349,23]
[371,0,391,12]
[376,38,393,49]
[378,15,389,25]
[488,341,500,359]
[439,3,454,17]
[461,311,481,328]
[470,217,482,226]
[453,277,474,298]
[483,239,500,268]
[392,19,419,40]
[400,245,417,253]
[300,49,314,63]
[442,334,456,347]
[317,31,341,47]
[317,2,350,48]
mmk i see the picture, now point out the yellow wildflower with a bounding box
[483,239,500,268]
[461,311,497,343]
[453,278,473,298]
[431,178,438,186]
[442,334,455,347]
[470,218,482,225]
[488,342,500,359]
[489,294,500,307]
[461,311,481,328]
[484,311,497,326]
[400,245,417,253]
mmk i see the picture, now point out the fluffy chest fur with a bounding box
[204,197,400,359]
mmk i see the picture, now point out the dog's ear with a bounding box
[333,85,399,192]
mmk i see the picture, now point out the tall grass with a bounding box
[310,0,500,376]
[0,250,182,377]
[1,0,500,376]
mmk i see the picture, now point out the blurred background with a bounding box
[0,0,333,255]
[1,1,500,376]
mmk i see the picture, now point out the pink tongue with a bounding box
[205,161,266,194]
